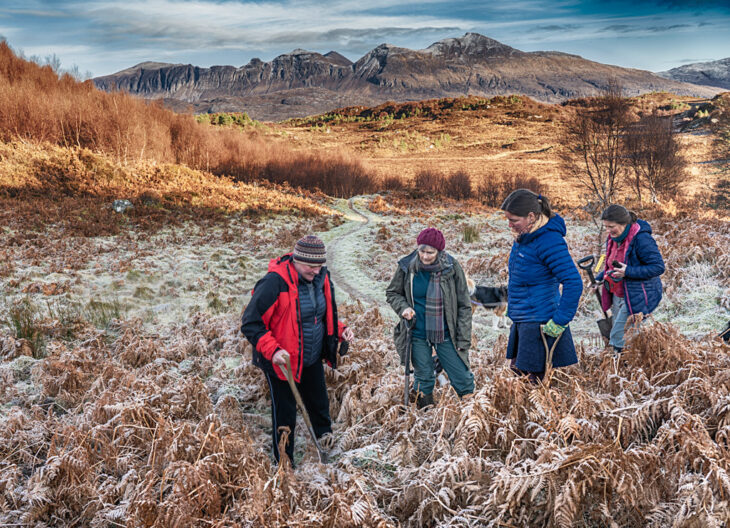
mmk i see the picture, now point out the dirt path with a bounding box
[325,198,385,308]
[367,146,556,162]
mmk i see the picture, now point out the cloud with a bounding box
[76,0,466,52]
[677,57,714,63]
[1,11,69,19]
[645,23,692,31]
[600,24,635,33]
[531,23,581,33]
[264,26,462,50]
[598,20,700,34]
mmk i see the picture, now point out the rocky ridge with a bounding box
[94,33,721,120]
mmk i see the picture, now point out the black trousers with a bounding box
[264,360,332,464]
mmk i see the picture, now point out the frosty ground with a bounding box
[1,194,729,526]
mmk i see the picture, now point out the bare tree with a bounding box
[624,112,687,203]
[560,79,632,211]
[706,95,730,209]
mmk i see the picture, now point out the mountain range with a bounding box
[93,33,722,121]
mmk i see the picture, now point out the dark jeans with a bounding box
[411,336,474,396]
[264,360,332,464]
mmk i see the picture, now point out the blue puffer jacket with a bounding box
[507,214,583,326]
[596,219,664,315]
[299,272,327,367]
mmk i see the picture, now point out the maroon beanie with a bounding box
[416,227,445,251]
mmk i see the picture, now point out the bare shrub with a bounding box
[624,112,687,203]
[443,170,472,200]
[476,173,503,207]
[476,173,544,207]
[560,79,632,210]
[258,152,375,198]
[703,94,730,210]
[381,175,405,191]
[413,169,443,195]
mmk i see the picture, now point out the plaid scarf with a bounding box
[420,258,445,344]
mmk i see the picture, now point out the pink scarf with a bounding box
[604,223,641,297]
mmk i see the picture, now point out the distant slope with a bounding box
[658,58,730,90]
[94,32,721,121]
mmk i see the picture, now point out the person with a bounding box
[500,189,583,381]
[386,227,474,407]
[595,204,665,354]
[241,235,354,464]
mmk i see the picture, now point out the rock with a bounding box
[10,355,38,381]
[112,199,134,213]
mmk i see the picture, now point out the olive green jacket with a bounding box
[385,250,472,366]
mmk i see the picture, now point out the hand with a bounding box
[402,308,415,320]
[342,327,354,341]
[591,282,600,290]
[542,319,566,338]
[611,262,627,280]
[272,349,290,368]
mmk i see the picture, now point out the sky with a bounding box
[0,0,728,78]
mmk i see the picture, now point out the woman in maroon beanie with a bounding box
[386,227,474,407]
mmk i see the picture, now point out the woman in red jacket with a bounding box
[241,235,353,465]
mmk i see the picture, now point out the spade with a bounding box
[577,255,613,342]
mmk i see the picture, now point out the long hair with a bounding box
[500,188,552,218]
[600,204,637,225]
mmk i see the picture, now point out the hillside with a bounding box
[93,33,721,121]
[659,57,730,90]
[227,91,721,207]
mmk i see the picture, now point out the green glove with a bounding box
[543,319,566,338]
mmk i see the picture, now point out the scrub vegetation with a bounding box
[1,42,730,527]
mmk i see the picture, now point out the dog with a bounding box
[466,277,508,329]
[720,320,730,343]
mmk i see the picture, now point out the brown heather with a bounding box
[0,141,335,236]
[0,42,376,197]
[2,303,730,526]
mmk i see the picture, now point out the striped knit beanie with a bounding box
[292,235,326,265]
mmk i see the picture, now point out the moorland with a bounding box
[1,41,730,527]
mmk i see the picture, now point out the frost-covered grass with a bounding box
[1,194,730,527]
[655,261,728,335]
[0,215,335,337]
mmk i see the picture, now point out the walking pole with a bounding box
[403,318,413,408]
[282,355,328,463]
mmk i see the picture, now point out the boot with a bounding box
[416,392,434,409]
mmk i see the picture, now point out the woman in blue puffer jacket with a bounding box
[501,189,583,381]
[595,204,665,354]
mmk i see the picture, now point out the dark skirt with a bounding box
[506,322,577,373]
